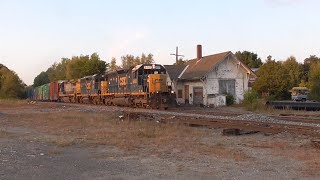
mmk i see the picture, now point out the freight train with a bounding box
[28,64,174,109]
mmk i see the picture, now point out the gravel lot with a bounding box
[0,101,319,179]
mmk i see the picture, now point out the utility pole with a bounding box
[170,46,184,64]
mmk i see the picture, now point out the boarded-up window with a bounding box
[178,89,183,98]
[219,80,236,97]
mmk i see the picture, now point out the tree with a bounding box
[121,54,136,69]
[121,53,155,68]
[110,57,120,71]
[0,64,25,98]
[302,55,320,82]
[140,53,154,64]
[33,71,50,87]
[235,51,262,68]
[282,56,303,89]
[308,61,320,101]
[84,53,108,75]
[35,53,108,81]
[253,56,290,100]
[173,58,187,65]
[46,58,69,81]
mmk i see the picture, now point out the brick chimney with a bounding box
[197,44,202,61]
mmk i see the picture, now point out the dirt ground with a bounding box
[0,101,320,179]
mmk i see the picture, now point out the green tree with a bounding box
[121,54,136,69]
[66,55,87,79]
[308,61,320,101]
[253,56,290,100]
[84,53,107,75]
[46,58,69,81]
[110,57,120,71]
[34,53,107,83]
[282,56,303,89]
[173,58,187,65]
[140,53,154,64]
[235,51,262,68]
[0,64,25,98]
[121,53,155,68]
[302,55,320,82]
[33,71,50,87]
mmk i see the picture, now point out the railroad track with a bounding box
[270,115,320,124]
[163,118,320,137]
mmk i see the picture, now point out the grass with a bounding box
[258,106,320,117]
[243,138,320,176]
[2,110,251,161]
[1,101,319,176]
[239,98,320,118]
[47,150,64,155]
[0,129,8,138]
[0,99,32,110]
[49,137,77,147]
[0,129,16,138]
[0,98,23,101]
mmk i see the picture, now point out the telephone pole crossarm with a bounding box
[170,46,184,64]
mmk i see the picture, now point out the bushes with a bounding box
[226,93,235,106]
[242,90,264,111]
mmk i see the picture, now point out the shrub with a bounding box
[243,90,264,111]
[226,93,235,106]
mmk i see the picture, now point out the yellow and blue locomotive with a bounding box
[49,64,172,109]
[100,64,170,109]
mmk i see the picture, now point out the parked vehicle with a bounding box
[290,87,310,102]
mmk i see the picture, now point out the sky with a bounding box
[0,0,319,85]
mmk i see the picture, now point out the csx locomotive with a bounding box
[29,64,172,109]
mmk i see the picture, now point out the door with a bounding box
[184,85,189,104]
[193,87,203,105]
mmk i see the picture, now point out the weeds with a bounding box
[3,111,250,161]
[242,90,265,111]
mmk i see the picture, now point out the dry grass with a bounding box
[49,136,77,147]
[2,111,250,161]
[47,150,64,155]
[0,129,15,138]
[243,139,320,176]
[0,99,49,110]
[0,129,8,138]
[0,99,27,108]
[263,108,320,117]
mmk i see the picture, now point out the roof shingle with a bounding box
[180,51,231,80]
[164,65,187,80]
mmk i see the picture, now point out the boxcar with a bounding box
[36,86,42,100]
[50,81,59,101]
[42,83,50,101]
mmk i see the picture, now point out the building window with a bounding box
[178,89,183,98]
[219,80,236,97]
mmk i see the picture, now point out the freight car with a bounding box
[29,64,173,109]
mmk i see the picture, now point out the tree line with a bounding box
[236,52,320,101]
[176,51,320,101]
[1,50,319,100]
[33,52,154,87]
